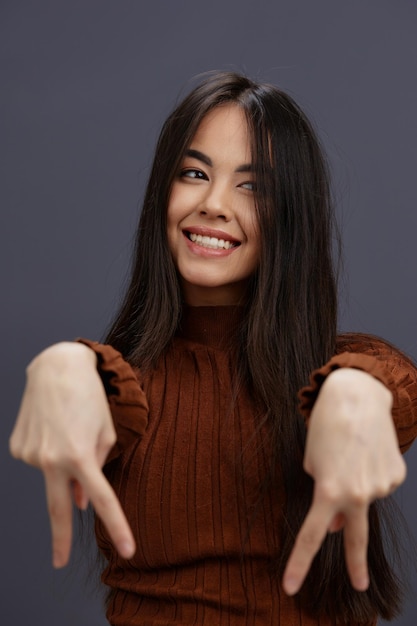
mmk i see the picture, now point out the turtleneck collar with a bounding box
[176,305,243,350]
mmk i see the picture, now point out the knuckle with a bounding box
[9,432,37,465]
[11,437,40,466]
[396,458,407,483]
[316,481,339,505]
[38,449,60,471]
[20,446,39,466]
[373,460,407,498]
[349,489,368,507]
[373,484,390,499]
[38,451,64,473]
[68,450,89,472]
[38,442,89,473]
[375,477,400,499]
[343,482,369,507]
[101,430,117,449]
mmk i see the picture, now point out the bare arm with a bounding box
[9,342,136,567]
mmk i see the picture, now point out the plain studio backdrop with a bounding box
[1,1,416,624]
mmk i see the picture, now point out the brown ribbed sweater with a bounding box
[81,307,417,625]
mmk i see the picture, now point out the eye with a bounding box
[179,168,208,181]
[239,181,257,191]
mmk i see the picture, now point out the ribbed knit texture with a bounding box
[79,308,417,625]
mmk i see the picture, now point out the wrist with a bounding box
[27,342,97,376]
[323,367,393,409]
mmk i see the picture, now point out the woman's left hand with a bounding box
[282,367,407,596]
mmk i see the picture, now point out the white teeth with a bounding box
[188,232,235,249]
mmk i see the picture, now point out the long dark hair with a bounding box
[106,72,403,621]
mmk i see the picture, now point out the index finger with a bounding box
[81,464,136,560]
[283,500,333,595]
[44,469,74,568]
[343,505,369,591]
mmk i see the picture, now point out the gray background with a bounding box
[1,1,416,624]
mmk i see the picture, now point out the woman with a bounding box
[10,72,417,624]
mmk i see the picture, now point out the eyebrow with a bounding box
[185,149,254,173]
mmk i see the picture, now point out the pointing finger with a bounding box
[81,464,136,560]
[283,500,333,595]
[343,506,370,591]
[44,469,74,568]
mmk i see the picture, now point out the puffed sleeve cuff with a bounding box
[76,338,149,464]
[298,335,417,453]
[298,352,394,417]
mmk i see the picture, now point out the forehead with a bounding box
[189,104,252,161]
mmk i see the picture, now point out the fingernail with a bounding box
[283,577,299,595]
[119,541,135,559]
[357,576,369,591]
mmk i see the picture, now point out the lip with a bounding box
[183,225,241,244]
[182,226,241,258]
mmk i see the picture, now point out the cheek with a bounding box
[166,212,184,268]
[242,209,259,244]
[245,213,260,266]
[166,218,177,262]
[166,191,179,237]
[166,185,185,230]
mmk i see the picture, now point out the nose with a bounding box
[198,183,232,221]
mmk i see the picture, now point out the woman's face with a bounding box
[167,104,259,306]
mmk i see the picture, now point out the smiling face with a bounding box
[167,104,259,306]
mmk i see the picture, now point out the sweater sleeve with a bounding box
[77,338,149,464]
[298,333,417,453]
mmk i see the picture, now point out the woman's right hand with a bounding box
[9,342,136,567]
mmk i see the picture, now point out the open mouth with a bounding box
[185,231,240,250]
